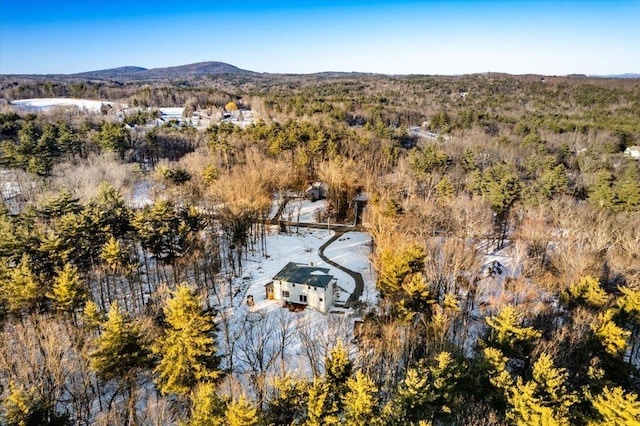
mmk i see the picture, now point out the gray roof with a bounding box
[273,262,333,288]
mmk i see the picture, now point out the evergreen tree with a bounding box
[589,170,617,210]
[1,380,67,426]
[1,254,41,314]
[325,340,352,390]
[377,244,426,296]
[539,164,568,199]
[225,394,259,426]
[305,379,340,426]
[265,375,309,425]
[47,263,86,314]
[434,176,455,203]
[153,284,220,396]
[90,301,149,380]
[343,370,379,426]
[589,386,640,425]
[566,275,609,308]
[506,353,576,426]
[614,163,640,211]
[389,351,461,424]
[83,300,104,331]
[92,121,131,159]
[90,301,149,424]
[591,310,630,357]
[485,305,541,357]
[100,236,127,273]
[183,382,225,426]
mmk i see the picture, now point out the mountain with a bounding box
[71,61,255,81]
[73,66,147,79]
[141,62,254,79]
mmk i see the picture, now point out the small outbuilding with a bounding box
[265,262,337,313]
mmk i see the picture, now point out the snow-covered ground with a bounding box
[10,98,121,113]
[231,226,374,314]
[216,201,375,382]
[273,196,327,223]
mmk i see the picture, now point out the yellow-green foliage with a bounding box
[568,275,609,308]
[47,263,86,313]
[225,394,258,426]
[485,305,541,354]
[506,353,576,426]
[589,386,640,426]
[2,381,35,426]
[617,286,640,320]
[184,382,225,426]
[306,379,340,426]
[90,301,148,382]
[483,347,512,391]
[153,284,219,396]
[325,340,352,387]
[591,310,630,357]
[391,351,461,423]
[377,244,426,295]
[343,370,379,426]
[1,254,40,314]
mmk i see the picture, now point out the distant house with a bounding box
[624,146,640,160]
[265,262,337,313]
[306,182,328,201]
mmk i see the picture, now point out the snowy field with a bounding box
[10,98,120,113]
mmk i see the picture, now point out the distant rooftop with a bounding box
[273,262,333,288]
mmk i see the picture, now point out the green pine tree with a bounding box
[567,275,609,308]
[225,394,259,426]
[485,305,541,357]
[47,262,86,314]
[343,370,379,426]
[614,163,640,211]
[90,301,149,424]
[90,301,149,382]
[305,379,340,426]
[1,254,41,314]
[153,284,220,396]
[265,375,309,425]
[589,386,640,425]
[325,340,353,390]
[591,310,630,357]
[183,382,225,426]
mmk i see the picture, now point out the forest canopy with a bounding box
[0,72,639,425]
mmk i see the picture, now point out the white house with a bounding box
[624,146,640,160]
[265,262,337,313]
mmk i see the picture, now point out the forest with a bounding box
[0,71,639,425]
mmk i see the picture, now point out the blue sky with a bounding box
[0,0,638,75]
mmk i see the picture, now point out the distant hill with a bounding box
[591,73,640,79]
[71,61,255,81]
[74,66,147,79]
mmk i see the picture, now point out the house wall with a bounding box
[273,279,335,313]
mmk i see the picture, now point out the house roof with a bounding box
[273,262,333,288]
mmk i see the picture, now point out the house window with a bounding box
[299,295,307,303]
[292,283,295,287]
[282,291,290,298]
[319,297,323,302]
